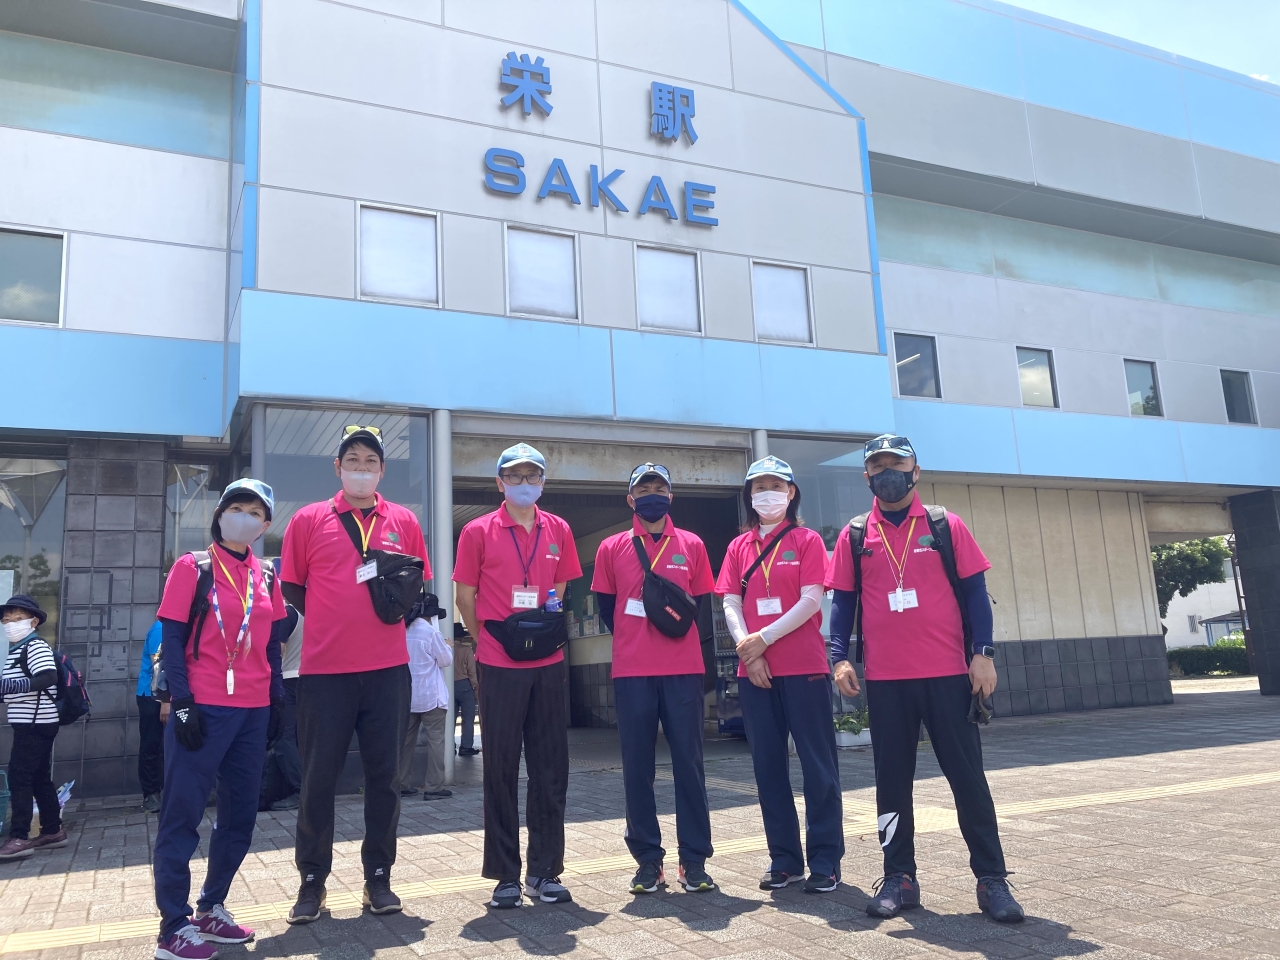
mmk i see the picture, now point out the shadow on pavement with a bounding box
[460,902,609,956]
[251,909,430,957]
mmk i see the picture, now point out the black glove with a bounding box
[171,697,206,751]
[267,700,283,744]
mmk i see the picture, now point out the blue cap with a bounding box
[745,456,794,483]
[496,442,546,475]
[628,462,672,490]
[219,478,275,521]
[863,434,916,464]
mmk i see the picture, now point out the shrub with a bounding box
[835,709,869,734]
[1216,631,1245,648]
[1167,645,1250,676]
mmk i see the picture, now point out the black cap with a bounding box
[415,592,447,622]
[454,622,472,641]
[338,426,385,461]
[1,594,47,626]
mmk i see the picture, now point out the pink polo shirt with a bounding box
[279,492,430,676]
[157,543,287,708]
[592,515,716,678]
[824,493,990,681]
[453,503,583,670]
[715,524,830,678]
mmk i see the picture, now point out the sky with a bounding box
[1008,0,1280,82]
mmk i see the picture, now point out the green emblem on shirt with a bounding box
[387,532,400,543]
[919,535,935,547]
[549,544,560,555]
[672,554,687,564]
[782,550,796,561]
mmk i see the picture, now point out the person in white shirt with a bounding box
[398,598,453,801]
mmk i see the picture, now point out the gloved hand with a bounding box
[171,697,206,751]
[267,699,283,744]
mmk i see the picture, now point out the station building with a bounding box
[1,0,1277,795]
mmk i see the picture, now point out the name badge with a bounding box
[625,597,647,617]
[888,588,919,612]
[757,597,783,616]
[226,669,235,696]
[356,560,378,584]
[512,587,539,609]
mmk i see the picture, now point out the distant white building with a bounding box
[1162,560,1245,649]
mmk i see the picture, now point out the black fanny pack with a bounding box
[632,536,699,639]
[484,608,568,662]
[337,509,425,625]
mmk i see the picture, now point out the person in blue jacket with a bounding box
[138,620,167,813]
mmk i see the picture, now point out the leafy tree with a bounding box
[1152,537,1232,619]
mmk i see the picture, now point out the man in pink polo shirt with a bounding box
[592,463,716,896]
[453,443,582,910]
[825,435,1023,924]
[279,426,430,923]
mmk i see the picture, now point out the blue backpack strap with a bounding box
[848,513,870,664]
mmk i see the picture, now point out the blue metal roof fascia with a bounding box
[728,0,887,355]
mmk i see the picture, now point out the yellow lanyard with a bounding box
[874,515,918,588]
[211,548,250,615]
[648,536,672,569]
[350,508,378,555]
[753,532,787,596]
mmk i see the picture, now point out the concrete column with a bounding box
[250,403,266,556]
[751,429,769,462]
[431,409,456,783]
[1229,490,1280,695]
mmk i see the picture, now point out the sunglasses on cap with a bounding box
[863,435,915,462]
[343,425,383,439]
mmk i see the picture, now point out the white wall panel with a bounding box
[1053,348,1128,417]
[596,0,733,88]
[65,233,225,341]
[580,234,636,329]
[811,267,877,353]
[1254,370,1280,429]
[995,278,1168,358]
[880,262,1009,340]
[1157,361,1228,424]
[441,213,504,315]
[257,187,356,300]
[442,0,594,57]
[336,0,442,21]
[933,335,1020,406]
[1192,144,1280,237]
[1159,303,1280,371]
[0,127,226,248]
[700,252,753,341]
[727,7,841,112]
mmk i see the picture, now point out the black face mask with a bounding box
[868,467,916,504]
[633,493,672,523]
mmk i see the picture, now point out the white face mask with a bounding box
[341,470,380,500]
[218,510,268,545]
[752,489,790,523]
[3,619,35,643]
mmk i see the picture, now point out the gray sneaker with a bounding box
[525,876,572,903]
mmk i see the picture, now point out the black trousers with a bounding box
[866,675,1007,879]
[276,677,301,794]
[295,665,410,884]
[455,679,477,750]
[7,723,60,838]
[477,660,568,882]
[137,695,165,796]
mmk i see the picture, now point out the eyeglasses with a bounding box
[343,425,383,439]
[500,472,545,485]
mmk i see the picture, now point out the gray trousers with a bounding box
[398,708,447,792]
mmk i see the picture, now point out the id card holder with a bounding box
[888,588,919,612]
[624,597,647,617]
[512,586,539,609]
[756,596,783,616]
[356,559,378,584]
[226,669,235,696]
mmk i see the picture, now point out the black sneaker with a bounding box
[804,872,838,894]
[759,871,804,891]
[630,860,665,894]
[458,746,480,756]
[976,876,1024,923]
[525,876,572,903]
[678,863,715,892]
[399,788,418,798]
[270,794,299,811]
[142,793,161,813]
[488,880,522,909]
[287,878,326,924]
[422,789,453,800]
[867,873,920,917]
[362,879,402,915]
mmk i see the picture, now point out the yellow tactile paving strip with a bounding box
[2,768,1277,954]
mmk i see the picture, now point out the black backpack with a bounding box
[847,505,972,665]
[18,641,91,725]
[185,550,277,659]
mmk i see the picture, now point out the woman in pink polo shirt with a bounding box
[151,479,287,960]
[714,456,843,895]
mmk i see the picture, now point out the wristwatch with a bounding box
[977,645,996,659]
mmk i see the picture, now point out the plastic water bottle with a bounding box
[544,589,562,612]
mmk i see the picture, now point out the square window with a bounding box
[507,228,577,319]
[1220,369,1256,424]
[359,207,438,305]
[1187,615,1199,633]
[0,229,63,324]
[1016,347,1058,407]
[751,262,810,343]
[1124,359,1162,416]
[636,247,699,333]
[894,332,941,399]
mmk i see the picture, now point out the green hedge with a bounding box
[1167,645,1251,676]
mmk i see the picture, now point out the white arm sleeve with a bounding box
[760,584,825,645]
[722,594,749,643]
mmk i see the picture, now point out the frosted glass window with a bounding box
[637,248,699,332]
[1221,370,1256,424]
[0,229,63,324]
[1016,347,1057,407]
[752,263,810,343]
[360,207,437,304]
[507,228,577,319]
[1124,359,1162,416]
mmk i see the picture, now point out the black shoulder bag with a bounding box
[630,536,699,638]
[337,508,425,625]
[738,523,798,597]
